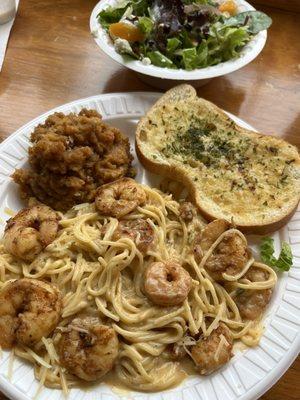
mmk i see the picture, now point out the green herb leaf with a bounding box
[138,16,153,35]
[224,11,272,34]
[260,237,293,271]
[147,51,176,68]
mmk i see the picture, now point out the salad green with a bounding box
[98,0,272,70]
[260,237,293,272]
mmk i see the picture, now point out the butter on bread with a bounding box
[136,85,300,234]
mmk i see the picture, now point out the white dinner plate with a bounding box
[0,92,299,400]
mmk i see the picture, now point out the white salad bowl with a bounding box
[90,0,268,89]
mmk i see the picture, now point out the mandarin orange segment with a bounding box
[109,22,144,42]
[219,0,237,16]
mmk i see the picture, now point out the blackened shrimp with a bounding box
[0,278,62,349]
[191,323,233,375]
[144,261,192,306]
[3,204,60,261]
[235,267,273,320]
[194,219,250,281]
[179,202,198,222]
[113,218,154,253]
[95,178,146,219]
[57,317,119,381]
[194,219,230,258]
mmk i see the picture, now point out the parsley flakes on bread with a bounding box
[136,85,300,234]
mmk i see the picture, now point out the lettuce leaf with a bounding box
[197,41,208,66]
[98,0,151,29]
[167,37,181,55]
[132,0,150,16]
[147,51,176,68]
[99,0,272,70]
[260,237,277,266]
[98,2,130,28]
[260,237,293,271]
[182,47,198,70]
[277,242,293,271]
[222,26,250,59]
[223,11,272,34]
[207,24,249,63]
[183,0,218,5]
[178,41,208,69]
[180,30,194,48]
[138,16,154,35]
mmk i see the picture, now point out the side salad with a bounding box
[97,0,272,70]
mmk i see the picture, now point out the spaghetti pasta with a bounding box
[0,185,277,393]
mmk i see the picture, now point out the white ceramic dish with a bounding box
[90,0,268,88]
[0,92,299,400]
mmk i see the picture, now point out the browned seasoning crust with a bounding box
[3,205,60,261]
[193,219,251,282]
[12,109,135,211]
[179,201,197,222]
[144,261,192,306]
[58,318,119,381]
[235,267,273,320]
[0,279,62,349]
[204,232,251,282]
[191,323,233,375]
[112,218,154,254]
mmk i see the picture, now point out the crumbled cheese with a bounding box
[114,38,133,54]
[142,57,151,66]
[214,333,230,362]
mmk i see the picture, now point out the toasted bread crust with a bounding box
[136,85,300,234]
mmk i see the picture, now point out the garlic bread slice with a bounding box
[136,85,300,234]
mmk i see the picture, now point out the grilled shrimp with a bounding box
[179,202,198,222]
[113,218,154,253]
[3,205,60,261]
[144,261,192,306]
[235,267,273,320]
[95,178,146,219]
[0,278,62,349]
[194,219,230,258]
[194,219,250,281]
[58,317,119,381]
[191,323,233,375]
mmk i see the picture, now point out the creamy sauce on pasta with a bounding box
[0,186,276,394]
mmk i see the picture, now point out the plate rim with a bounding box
[0,91,299,400]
